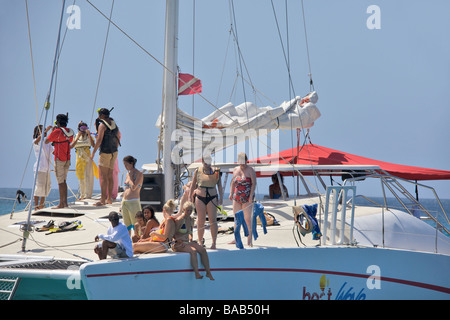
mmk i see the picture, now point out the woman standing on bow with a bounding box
[32,125,53,210]
[71,121,95,200]
[189,156,223,249]
[121,155,143,234]
[229,152,256,247]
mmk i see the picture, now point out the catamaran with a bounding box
[1,0,449,300]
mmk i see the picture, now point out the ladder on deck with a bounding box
[322,186,357,246]
[0,276,20,300]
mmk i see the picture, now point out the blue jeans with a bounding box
[252,202,267,240]
[234,210,249,249]
[234,203,268,249]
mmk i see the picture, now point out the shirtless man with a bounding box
[121,155,143,234]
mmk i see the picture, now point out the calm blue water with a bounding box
[0,188,99,216]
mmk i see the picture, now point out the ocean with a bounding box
[0,187,82,216]
[1,187,449,234]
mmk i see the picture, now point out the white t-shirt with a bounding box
[98,222,133,258]
[33,139,53,173]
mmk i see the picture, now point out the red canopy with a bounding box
[250,143,450,181]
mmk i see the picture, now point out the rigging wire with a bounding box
[228,0,261,197]
[191,0,196,117]
[270,0,299,201]
[90,0,115,130]
[12,0,46,218]
[22,0,68,252]
[267,0,324,203]
[25,0,40,128]
[16,0,77,216]
[85,0,238,127]
[270,0,296,98]
[84,0,321,202]
[215,28,233,106]
[301,0,314,92]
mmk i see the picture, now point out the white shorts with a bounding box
[97,242,129,259]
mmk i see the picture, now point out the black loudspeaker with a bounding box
[140,173,165,212]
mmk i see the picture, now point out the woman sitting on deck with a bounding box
[132,211,147,243]
[140,205,160,239]
[132,200,176,254]
[173,201,214,280]
[269,172,289,199]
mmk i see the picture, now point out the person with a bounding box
[141,205,160,239]
[229,152,256,247]
[132,199,176,254]
[45,113,74,209]
[91,108,120,206]
[94,211,133,260]
[173,201,214,280]
[132,211,146,243]
[121,155,143,233]
[269,172,289,199]
[174,181,192,219]
[70,121,95,200]
[32,125,53,210]
[189,156,223,249]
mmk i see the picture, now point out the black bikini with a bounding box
[195,188,218,205]
[195,167,219,205]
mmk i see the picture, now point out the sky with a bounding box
[0,0,449,200]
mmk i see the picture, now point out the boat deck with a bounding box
[0,195,328,265]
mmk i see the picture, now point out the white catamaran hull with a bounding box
[80,246,450,300]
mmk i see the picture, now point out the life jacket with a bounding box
[52,127,74,160]
[99,119,120,154]
[196,167,220,188]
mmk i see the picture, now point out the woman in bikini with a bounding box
[173,201,214,280]
[132,211,147,243]
[269,172,289,199]
[121,155,143,234]
[132,199,176,254]
[189,156,223,249]
[141,205,160,239]
[229,152,257,247]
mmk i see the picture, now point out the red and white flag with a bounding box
[178,73,202,95]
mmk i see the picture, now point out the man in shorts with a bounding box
[94,211,133,260]
[45,114,74,208]
[91,108,120,206]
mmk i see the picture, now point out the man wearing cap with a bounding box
[91,108,121,206]
[94,211,133,260]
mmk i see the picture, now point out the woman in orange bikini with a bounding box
[229,153,256,247]
[189,156,223,249]
[132,200,176,254]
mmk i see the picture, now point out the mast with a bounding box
[162,0,179,201]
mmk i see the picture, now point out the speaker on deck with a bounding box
[140,173,165,212]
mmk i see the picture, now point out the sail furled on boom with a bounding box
[156,91,320,164]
